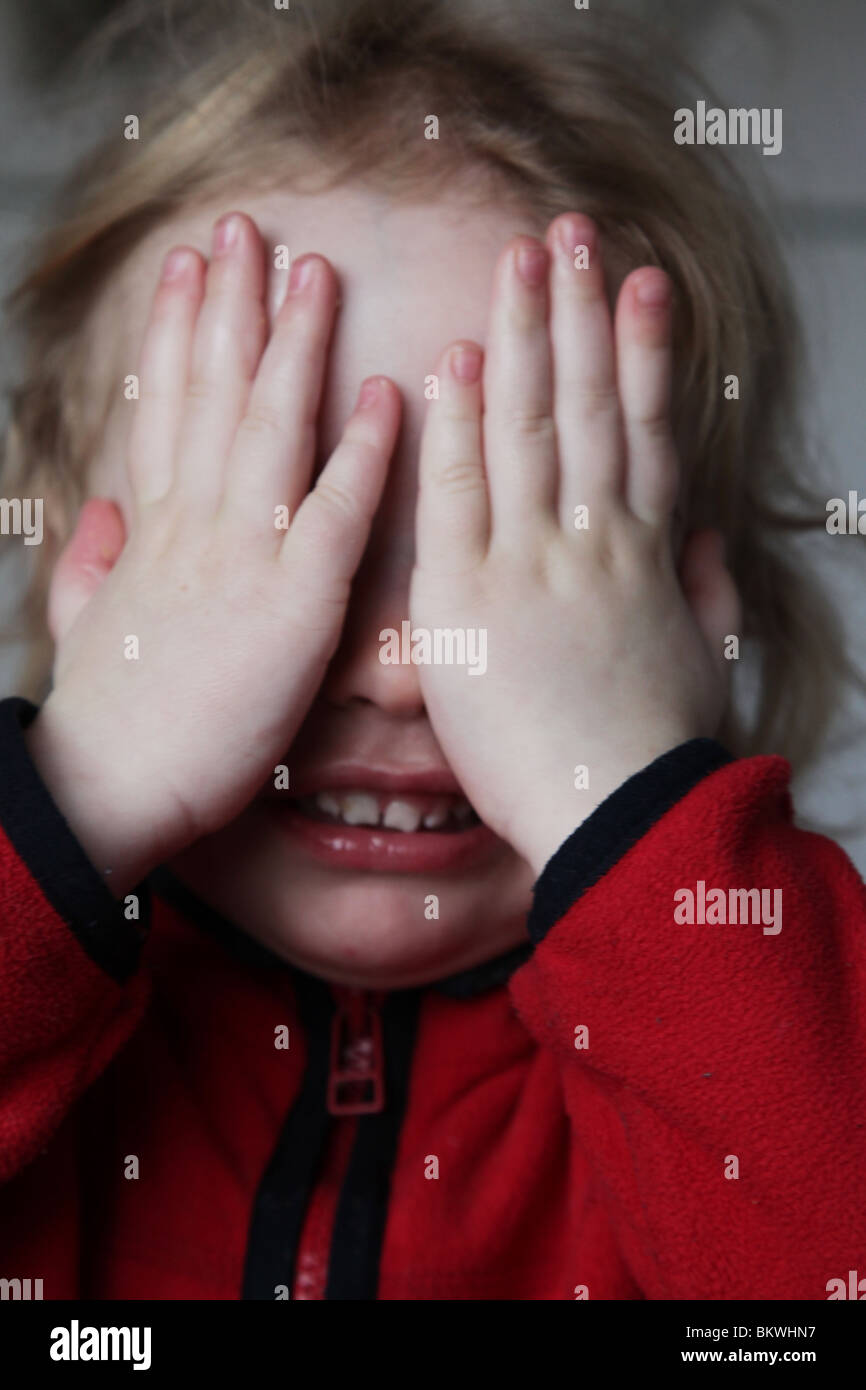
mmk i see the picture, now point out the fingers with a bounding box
[47,498,127,642]
[414,215,681,582]
[129,247,206,505]
[482,238,557,538]
[544,214,624,527]
[478,217,678,544]
[680,529,742,676]
[221,253,339,544]
[416,341,488,574]
[128,209,396,612]
[615,267,679,526]
[282,376,400,600]
[173,212,268,510]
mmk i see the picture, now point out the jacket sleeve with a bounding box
[508,738,866,1301]
[0,696,151,1183]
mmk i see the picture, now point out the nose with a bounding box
[319,566,425,717]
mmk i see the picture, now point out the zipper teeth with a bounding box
[293,988,386,1298]
[292,1117,359,1300]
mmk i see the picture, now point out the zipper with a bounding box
[327,986,387,1116]
[291,987,386,1300]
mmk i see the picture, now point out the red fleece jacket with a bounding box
[1,695,864,1301]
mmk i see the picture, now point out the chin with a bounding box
[167,807,534,991]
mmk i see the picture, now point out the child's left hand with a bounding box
[411,214,741,875]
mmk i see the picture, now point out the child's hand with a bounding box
[27,213,399,893]
[411,215,740,875]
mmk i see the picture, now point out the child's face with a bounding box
[87,185,542,987]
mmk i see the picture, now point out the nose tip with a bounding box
[321,618,426,716]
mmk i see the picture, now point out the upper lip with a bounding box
[266,764,467,800]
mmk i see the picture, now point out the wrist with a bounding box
[517,735,697,875]
[24,696,162,897]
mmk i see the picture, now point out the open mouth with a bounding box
[259,768,499,872]
[290,790,482,834]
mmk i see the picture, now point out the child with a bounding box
[1,0,864,1301]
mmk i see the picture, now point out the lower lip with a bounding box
[259,801,503,873]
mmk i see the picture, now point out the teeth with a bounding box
[339,792,380,826]
[304,789,478,832]
[382,799,423,833]
[422,799,450,830]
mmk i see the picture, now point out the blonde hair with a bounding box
[1,0,859,768]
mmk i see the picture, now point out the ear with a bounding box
[47,497,127,643]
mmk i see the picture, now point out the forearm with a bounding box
[510,742,866,1297]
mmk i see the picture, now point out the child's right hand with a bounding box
[25,213,400,896]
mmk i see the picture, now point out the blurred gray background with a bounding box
[1,0,864,867]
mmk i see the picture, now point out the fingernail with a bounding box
[213,214,241,255]
[515,243,548,287]
[358,378,380,408]
[450,345,482,384]
[162,248,193,282]
[557,214,595,261]
[288,256,315,295]
[270,267,290,317]
[634,271,670,309]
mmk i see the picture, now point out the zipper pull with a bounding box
[327,988,385,1115]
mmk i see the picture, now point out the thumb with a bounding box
[679,528,742,673]
[48,498,127,643]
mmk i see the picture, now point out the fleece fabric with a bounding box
[1,694,864,1301]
